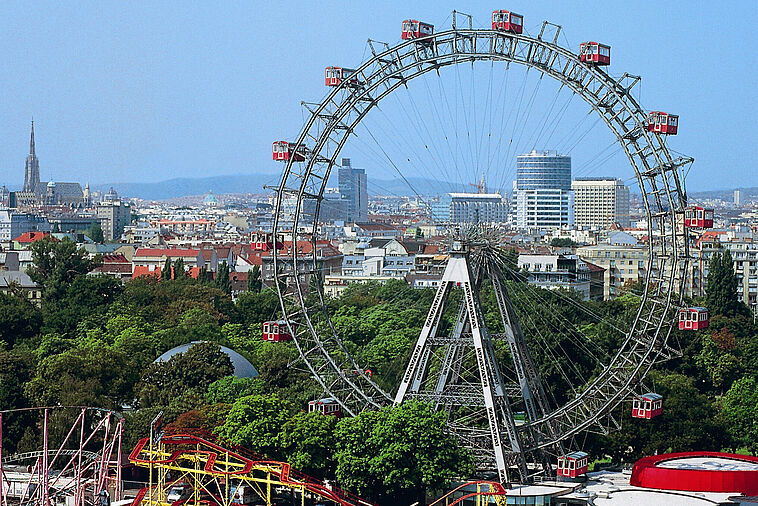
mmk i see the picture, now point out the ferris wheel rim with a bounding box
[272,23,689,451]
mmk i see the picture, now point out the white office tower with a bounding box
[431,192,508,224]
[572,178,630,229]
[512,150,573,229]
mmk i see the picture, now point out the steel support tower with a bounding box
[394,239,556,484]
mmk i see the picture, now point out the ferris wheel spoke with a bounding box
[490,67,531,193]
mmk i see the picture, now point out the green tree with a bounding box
[697,326,743,393]
[706,250,745,317]
[86,222,105,243]
[216,262,231,295]
[197,266,211,284]
[173,258,186,279]
[25,346,132,408]
[235,289,280,327]
[0,351,35,453]
[137,342,234,408]
[206,376,262,404]
[278,411,337,479]
[41,274,123,335]
[27,237,102,301]
[0,292,42,348]
[247,265,262,293]
[334,401,473,504]
[215,393,294,458]
[720,377,758,455]
[163,257,173,280]
[601,371,728,463]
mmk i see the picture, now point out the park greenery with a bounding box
[1,237,758,503]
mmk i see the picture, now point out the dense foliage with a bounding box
[2,238,758,503]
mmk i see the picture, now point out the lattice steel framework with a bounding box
[0,407,123,506]
[272,15,692,477]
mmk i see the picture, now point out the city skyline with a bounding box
[1,1,756,192]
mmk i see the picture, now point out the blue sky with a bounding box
[1,1,756,192]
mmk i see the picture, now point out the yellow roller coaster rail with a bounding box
[128,433,375,506]
[428,481,508,506]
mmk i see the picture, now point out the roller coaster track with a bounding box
[2,450,100,465]
[129,434,374,506]
[428,481,508,506]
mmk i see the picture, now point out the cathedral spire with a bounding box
[23,119,41,193]
[30,119,35,156]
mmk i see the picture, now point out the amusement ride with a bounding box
[271,8,712,487]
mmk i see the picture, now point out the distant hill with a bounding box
[689,187,758,201]
[89,173,474,200]
[93,173,282,200]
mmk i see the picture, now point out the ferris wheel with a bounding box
[271,9,699,484]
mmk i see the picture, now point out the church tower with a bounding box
[23,120,41,193]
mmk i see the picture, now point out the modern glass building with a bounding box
[512,150,573,229]
[515,150,572,190]
[338,158,368,223]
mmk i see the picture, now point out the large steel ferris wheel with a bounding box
[272,10,694,484]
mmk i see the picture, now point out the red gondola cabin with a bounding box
[325,67,360,87]
[684,206,714,228]
[272,141,306,162]
[308,397,342,417]
[580,42,611,66]
[647,111,679,135]
[557,452,589,478]
[262,320,294,342]
[492,10,523,34]
[401,20,434,42]
[679,307,709,331]
[632,392,663,419]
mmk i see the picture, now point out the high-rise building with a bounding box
[338,158,368,222]
[734,190,741,206]
[512,150,573,229]
[572,178,630,229]
[23,120,40,193]
[96,200,132,241]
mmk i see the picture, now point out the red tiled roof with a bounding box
[134,248,200,258]
[238,252,263,266]
[132,265,200,280]
[101,254,129,264]
[14,231,51,243]
[230,271,248,282]
[423,244,441,254]
[583,260,606,273]
[355,222,399,231]
[94,263,132,274]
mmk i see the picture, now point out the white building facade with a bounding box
[432,193,508,224]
